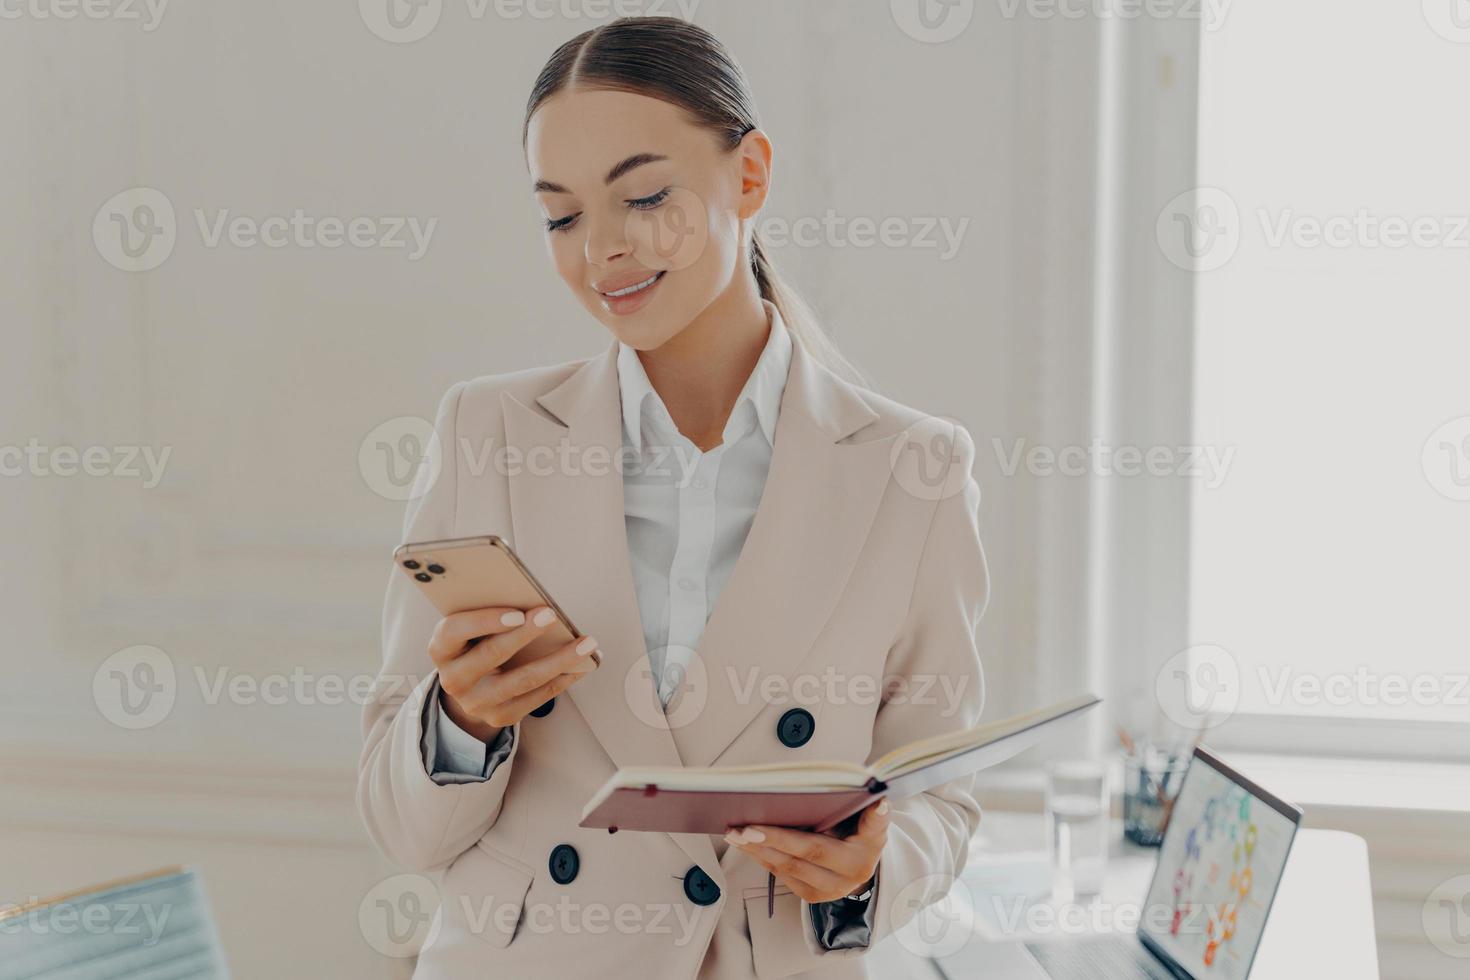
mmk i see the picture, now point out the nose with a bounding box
[584,211,632,268]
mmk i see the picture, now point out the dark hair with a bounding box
[524,16,868,385]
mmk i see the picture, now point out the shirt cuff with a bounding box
[419,676,515,785]
[808,873,877,950]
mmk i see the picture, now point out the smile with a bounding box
[600,271,664,297]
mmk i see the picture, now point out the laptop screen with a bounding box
[1137,747,1301,980]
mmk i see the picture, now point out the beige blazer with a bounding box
[357,329,990,980]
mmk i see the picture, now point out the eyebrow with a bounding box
[532,152,669,194]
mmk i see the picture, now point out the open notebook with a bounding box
[580,693,1100,835]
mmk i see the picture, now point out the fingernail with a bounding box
[533,608,555,627]
[877,800,890,815]
[742,828,765,843]
[724,830,745,845]
[575,636,599,656]
[501,610,526,626]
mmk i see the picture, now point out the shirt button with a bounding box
[678,577,696,591]
[692,479,707,490]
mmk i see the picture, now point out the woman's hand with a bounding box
[724,798,890,904]
[429,605,600,743]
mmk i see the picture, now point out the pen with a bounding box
[767,870,775,918]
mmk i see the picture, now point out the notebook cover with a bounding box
[578,695,1101,835]
[579,785,881,835]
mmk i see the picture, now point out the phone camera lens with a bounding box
[402,560,421,570]
[427,564,446,575]
[414,572,432,583]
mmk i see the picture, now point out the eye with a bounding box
[545,213,580,234]
[626,188,671,211]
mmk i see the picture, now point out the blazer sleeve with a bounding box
[799,420,989,961]
[356,380,525,872]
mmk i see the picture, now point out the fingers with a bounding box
[725,814,886,884]
[443,606,568,683]
[467,633,600,706]
[727,840,850,896]
[849,798,892,846]
[482,669,584,727]
[427,606,531,668]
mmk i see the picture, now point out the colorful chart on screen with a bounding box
[1140,760,1295,979]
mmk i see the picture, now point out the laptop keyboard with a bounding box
[1025,937,1177,980]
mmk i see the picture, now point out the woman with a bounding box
[358,17,989,979]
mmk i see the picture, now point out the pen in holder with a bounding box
[1122,739,1190,846]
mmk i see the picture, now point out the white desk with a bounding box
[868,812,1377,980]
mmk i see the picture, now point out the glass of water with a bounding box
[1045,759,1109,904]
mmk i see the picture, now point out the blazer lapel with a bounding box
[503,341,717,874]
[667,338,894,770]
[502,331,894,863]
[503,341,683,774]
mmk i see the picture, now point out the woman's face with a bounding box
[526,87,767,351]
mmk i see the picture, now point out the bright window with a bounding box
[1187,1,1470,723]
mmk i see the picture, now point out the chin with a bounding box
[591,298,690,352]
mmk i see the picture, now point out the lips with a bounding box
[594,270,665,297]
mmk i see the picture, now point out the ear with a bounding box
[736,129,774,221]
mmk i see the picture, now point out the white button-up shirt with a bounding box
[618,300,792,706]
[430,300,792,767]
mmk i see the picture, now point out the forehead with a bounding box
[527,87,714,188]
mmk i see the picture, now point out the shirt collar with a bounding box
[617,299,793,454]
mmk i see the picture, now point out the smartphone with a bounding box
[393,534,600,669]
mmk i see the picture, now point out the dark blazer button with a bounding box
[777,708,815,748]
[683,866,721,906]
[529,697,555,718]
[548,844,579,885]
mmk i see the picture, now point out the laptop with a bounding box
[943,745,1302,980]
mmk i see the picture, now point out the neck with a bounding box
[636,279,771,452]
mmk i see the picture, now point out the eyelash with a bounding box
[544,187,671,234]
